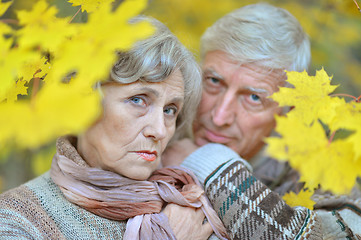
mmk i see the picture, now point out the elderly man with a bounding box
[163,3,361,239]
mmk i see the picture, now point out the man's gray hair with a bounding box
[200,3,311,72]
[110,16,202,140]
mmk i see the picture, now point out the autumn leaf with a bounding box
[18,56,51,82]
[50,0,154,83]
[267,69,361,195]
[0,0,154,150]
[0,80,102,149]
[16,0,77,52]
[0,37,40,102]
[2,80,28,103]
[266,115,328,168]
[298,140,359,194]
[329,101,361,159]
[0,0,12,17]
[68,0,114,13]
[283,188,315,209]
[271,68,341,125]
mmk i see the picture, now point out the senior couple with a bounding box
[1,3,360,240]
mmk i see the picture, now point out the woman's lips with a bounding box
[136,151,157,162]
[204,129,231,144]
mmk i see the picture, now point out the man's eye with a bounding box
[164,106,177,116]
[250,94,261,102]
[209,77,220,85]
[130,96,146,106]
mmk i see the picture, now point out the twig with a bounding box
[328,131,336,145]
[330,93,358,101]
[0,19,19,25]
[69,7,81,23]
[31,77,40,102]
[353,0,361,13]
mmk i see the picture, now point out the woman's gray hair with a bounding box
[200,3,311,72]
[109,16,202,140]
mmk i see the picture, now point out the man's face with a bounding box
[193,50,286,160]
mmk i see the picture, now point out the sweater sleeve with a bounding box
[181,143,252,185]
[182,144,323,240]
[0,209,42,240]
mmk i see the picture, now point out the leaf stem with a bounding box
[0,19,19,25]
[69,7,81,23]
[328,131,336,145]
[354,0,361,12]
[31,78,40,102]
[330,93,357,101]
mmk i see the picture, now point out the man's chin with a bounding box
[194,137,209,147]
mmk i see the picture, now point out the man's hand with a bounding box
[162,138,199,167]
[163,203,213,240]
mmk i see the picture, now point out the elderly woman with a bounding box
[0,17,228,240]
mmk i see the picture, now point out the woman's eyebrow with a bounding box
[139,87,184,104]
[138,87,159,97]
[170,96,184,105]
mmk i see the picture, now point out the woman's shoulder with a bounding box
[0,172,52,203]
[0,172,67,239]
[0,172,128,239]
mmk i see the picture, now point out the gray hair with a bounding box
[200,3,311,72]
[109,16,202,140]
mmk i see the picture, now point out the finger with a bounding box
[200,222,214,239]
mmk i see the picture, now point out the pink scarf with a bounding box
[50,137,229,240]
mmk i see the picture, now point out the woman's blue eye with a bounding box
[164,107,177,116]
[250,94,261,102]
[130,96,146,106]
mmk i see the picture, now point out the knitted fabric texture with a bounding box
[182,143,361,239]
[51,137,228,240]
[203,160,323,240]
[0,173,127,239]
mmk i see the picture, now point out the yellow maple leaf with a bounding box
[2,80,28,103]
[50,0,154,83]
[0,80,101,149]
[0,0,153,150]
[329,101,361,159]
[266,114,328,167]
[0,0,12,17]
[271,68,341,125]
[0,37,40,102]
[267,68,361,195]
[283,188,315,209]
[16,0,77,52]
[68,0,114,13]
[18,56,51,82]
[0,21,13,36]
[298,140,360,194]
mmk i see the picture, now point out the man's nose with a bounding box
[211,92,236,127]
[143,109,167,141]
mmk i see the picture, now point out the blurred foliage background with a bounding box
[1,0,361,193]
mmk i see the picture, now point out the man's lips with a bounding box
[204,128,231,144]
[135,151,157,162]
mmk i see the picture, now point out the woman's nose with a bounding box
[211,93,236,127]
[143,109,167,141]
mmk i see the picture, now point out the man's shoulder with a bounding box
[253,156,303,196]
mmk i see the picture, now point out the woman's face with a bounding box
[77,70,184,180]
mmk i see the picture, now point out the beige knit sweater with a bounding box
[0,172,127,239]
